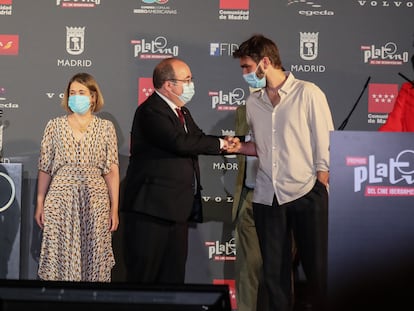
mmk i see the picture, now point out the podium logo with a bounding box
[0,172,15,213]
[347,151,414,196]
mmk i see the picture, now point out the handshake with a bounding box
[221,136,242,154]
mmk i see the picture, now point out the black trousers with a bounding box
[123,212,189,284]
[253,180,328,311]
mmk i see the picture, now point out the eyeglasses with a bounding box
[168,78,194,85]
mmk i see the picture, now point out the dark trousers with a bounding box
[123,212,189,284]
[253,180,328,311]
[235,187,269,311]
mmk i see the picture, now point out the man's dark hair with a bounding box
[233,34,282,68]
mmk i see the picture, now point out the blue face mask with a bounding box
[176,82,195,104]
[243,65,266,88]
[68,95,91,115]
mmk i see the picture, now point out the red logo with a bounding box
[368,83,398,113]
[138,77,154,105]
[0,0,12,4]
[219,0,249,10]
[213,279,237,310]
[0,35,18,55]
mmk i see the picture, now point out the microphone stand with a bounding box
[398,72,414,87]
[338,76,371,130]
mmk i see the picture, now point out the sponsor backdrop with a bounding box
[0,0,413,307]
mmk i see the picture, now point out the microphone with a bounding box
[398,72,414,87]
[338,76,371,131]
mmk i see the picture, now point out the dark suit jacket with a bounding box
[122,92,222,222]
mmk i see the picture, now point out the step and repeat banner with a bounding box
[0,0,413,305]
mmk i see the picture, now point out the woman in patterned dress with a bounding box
[34,72,120,282]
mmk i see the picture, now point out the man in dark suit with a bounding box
[122,57,229,284]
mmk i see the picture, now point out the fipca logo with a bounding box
[56,0,101,8]
[0,0,12,16]
[0,34,18,55]
[290,32,326,73]
[133,0,177,15]
[219,0,249,20]
[209,43,239,56]
[131,36,179,59]
[57,26,92,67]
[361,42,409,65]
[209,88,246,111]
[287,0,335,16]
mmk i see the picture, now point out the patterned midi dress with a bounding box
[37,115,119,282]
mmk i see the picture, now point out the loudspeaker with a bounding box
[0,279,232,311]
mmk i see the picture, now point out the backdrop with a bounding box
[0,0,413,308]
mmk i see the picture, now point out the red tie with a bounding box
[176,108,185,126]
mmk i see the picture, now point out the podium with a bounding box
[328,131,414,304]
[0,163,22,279]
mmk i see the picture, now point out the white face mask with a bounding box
[172,82,195,104]
[243,63,266,88]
